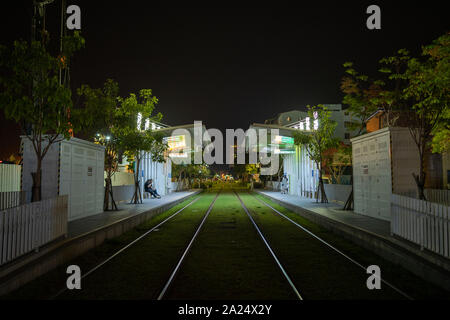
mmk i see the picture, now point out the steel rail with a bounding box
[157,191,221,300]
[250,192,413,300]
[234,191,303,300]
[50,194,202,300]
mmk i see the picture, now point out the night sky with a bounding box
[0,1,449,159]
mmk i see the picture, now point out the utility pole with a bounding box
[59,0,66,86]
[31,0,55,43]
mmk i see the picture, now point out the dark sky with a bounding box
[0,1,449,159]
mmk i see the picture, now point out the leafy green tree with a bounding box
[342,32,449,200]
[0,32,85,201]
[341,62,381,135]
[115,89,167,204]
[340,62,385,209]
[401,33,449,199]
[325,143,351,185]
[293,105,339,203]
[172,161,211,190]
[76,79,122,210]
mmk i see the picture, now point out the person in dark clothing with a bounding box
[144,179,161,198]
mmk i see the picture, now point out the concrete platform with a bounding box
[0,190,201,296]
[68,190,201,238]
[256,190,450,291]
[257,190,391,237]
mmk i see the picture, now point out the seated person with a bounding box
[144,179,161,199]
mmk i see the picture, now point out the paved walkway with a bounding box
[256,190,391,238]
[68,190,200,238]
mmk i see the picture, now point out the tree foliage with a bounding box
[341,62,381,135]
[293,105,339,203]
[115,89,167,204]
[0,32,85,201]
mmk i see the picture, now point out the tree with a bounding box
[401,33,450,199]
[115,89,166,204]
[77,79,122,211]
[293,105,339,203]
[341,62,384,210]
[325,143,351,185]
[173,161,211,190]
[0,32,85,201]
[341,62,381,135]
[342,32,449,201]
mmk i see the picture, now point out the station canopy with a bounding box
[248,124,300,155]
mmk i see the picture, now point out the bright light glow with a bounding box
[106,136,111,141]
[151,122,156,130]
[169,152,188,158]
[274,135,294,145]
[145,119,150,130]
[137,113,142,130]
[313,119,319,130]
[305,117,310,130]
[299,122,304,130]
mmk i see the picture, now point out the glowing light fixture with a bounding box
[137,113,142,130]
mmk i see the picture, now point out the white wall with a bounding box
[105,171,134,186]
[352,127,419,221]
[21,138,60,202]
[59,139,104,221]
[139,152,172,197]
[323,184,352,204]
[21,137,105,221]
[283,145,318,199]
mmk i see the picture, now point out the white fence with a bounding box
[0,163,21,192]
[0,191,26,211]
[424,189,450,206]
[391,194,450,258]
[0,195,68,266]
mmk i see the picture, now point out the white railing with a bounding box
[0,195,68,266]
[391,194,450,258]
[424,189,450,206]
[0,164,21,192]
[0,191,26,211]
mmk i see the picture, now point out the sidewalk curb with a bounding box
[255,190,450,292]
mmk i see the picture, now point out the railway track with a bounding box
[51,191,220,300]
[234,190,413,300]
[234,191,303,300]
[157,191,220,300]
[47,188,415,300]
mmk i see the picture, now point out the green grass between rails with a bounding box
[250,192,450,300]
[2,192,207,300]
[4,188,448,300]
[164,192,298,300]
